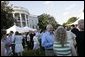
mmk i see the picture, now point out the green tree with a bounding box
[1,1,14,29]
[63,23,67,26]
[38,13,59,30]
[66,17,78,24]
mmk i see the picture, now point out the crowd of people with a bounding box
[1,19,84,56]
[1,29,41,56]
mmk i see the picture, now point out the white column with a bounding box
[13,13,16,25]
[13,13,15,18]
[25,14,27,26]
[27,15,30,27]
[20,13,23,27]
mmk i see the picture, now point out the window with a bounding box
[22,22,26,27]
[16,22,20,27]
[21,14,25,21]
[15,13,20,19]
[26,15,28,19]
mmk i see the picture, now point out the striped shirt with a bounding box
[53,41,72,56]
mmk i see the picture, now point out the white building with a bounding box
[28,15,38,28]
[12,6,38,29]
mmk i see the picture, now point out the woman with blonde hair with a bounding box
[53,26,77,56]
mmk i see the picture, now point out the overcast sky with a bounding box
[9,1,84,25]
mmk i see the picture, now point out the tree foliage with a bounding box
[1,1,15,29]
[38,13,59,30]
[63,17,78,26]
[66,17,78,24]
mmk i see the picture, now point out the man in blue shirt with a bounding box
[41,24,55,56]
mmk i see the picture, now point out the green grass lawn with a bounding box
[22,48,45,56]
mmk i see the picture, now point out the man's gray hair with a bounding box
[78,19,84,31]
[46,24,53,29]
[78,19,84,24]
